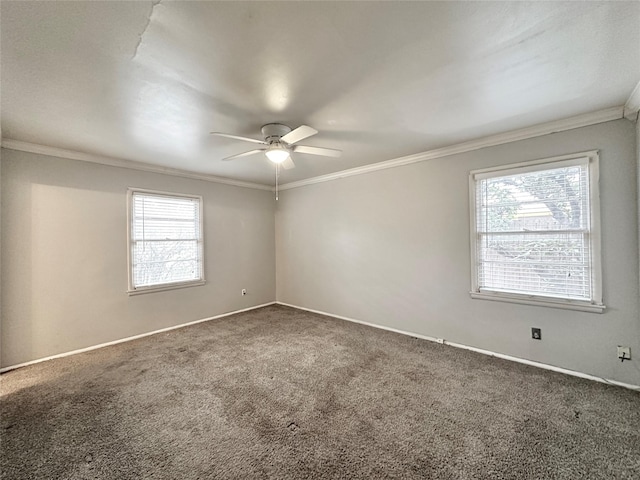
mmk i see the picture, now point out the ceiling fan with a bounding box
[211,123,341,170]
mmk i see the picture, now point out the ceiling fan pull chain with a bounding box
[275,163,279,201]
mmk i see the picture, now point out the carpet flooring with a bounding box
[1,305,639,479]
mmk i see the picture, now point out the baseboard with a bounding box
[276,302,640,392]
[0,302,276,373]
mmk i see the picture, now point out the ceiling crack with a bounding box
[132,0,162,60]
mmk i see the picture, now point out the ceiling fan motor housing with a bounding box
[213,123,338,165]
[261,123,292,144]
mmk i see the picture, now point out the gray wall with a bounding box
[1,149,276,368]
[276,119,640,386]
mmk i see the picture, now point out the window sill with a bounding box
[128,280,206,296]
[470,291,605,313]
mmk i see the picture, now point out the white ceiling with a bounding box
[2,1,639,186]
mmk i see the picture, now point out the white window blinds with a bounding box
[129,191,203,291]
[473,157,597,303]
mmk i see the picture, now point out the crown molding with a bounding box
[2,106,626,193]
[623,80,640,121]
[279,106,624,191]
[0,139,273,191]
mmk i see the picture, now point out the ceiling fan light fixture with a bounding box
[213,124,340,166]
[265,144,290,164]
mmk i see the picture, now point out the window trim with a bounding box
[126,188,205,295]
[468,150,604,313]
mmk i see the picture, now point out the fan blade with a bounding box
[222,149,266,161]
[281,157,296,170]
[281,125,317,145]
[211,132,267,145]
[293,145,342,158]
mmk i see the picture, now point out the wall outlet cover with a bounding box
[617,346,631,360]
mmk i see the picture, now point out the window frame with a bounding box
[126,188,205,295]
[468,150,604,313]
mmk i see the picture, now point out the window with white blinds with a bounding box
[469,152,604,312]
[127,189,204,294]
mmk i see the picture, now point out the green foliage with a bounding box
[485,180,518,230]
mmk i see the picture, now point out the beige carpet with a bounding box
[1,305,639,479]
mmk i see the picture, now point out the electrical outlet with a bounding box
[531,328,542,340]
[617,346,631,361]
[241,289,247,296]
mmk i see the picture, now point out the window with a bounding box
[469,151,604,312]
[127,189,204,294]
